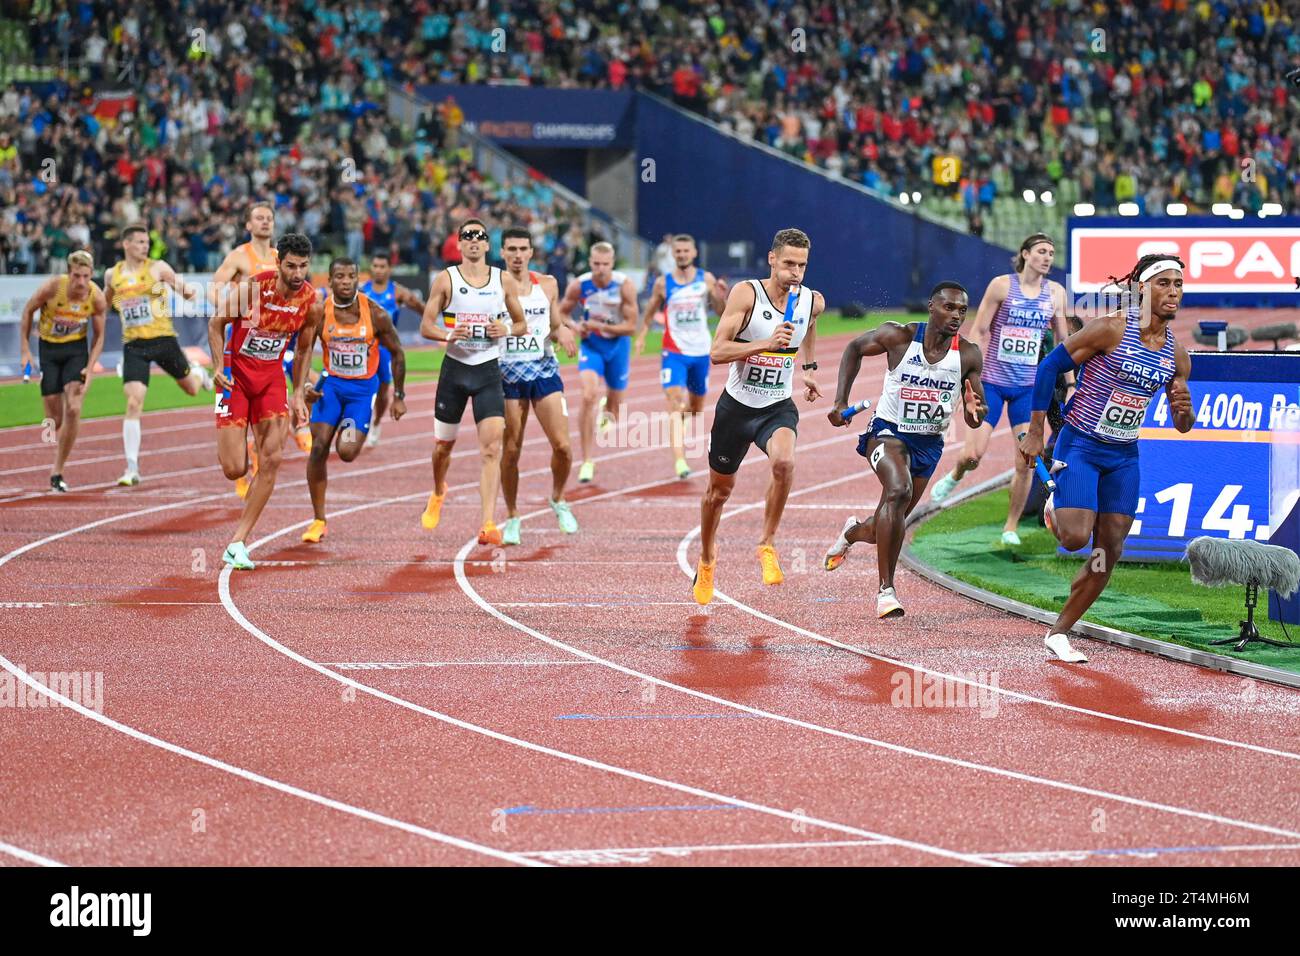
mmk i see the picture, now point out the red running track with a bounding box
[2,334,1298,868]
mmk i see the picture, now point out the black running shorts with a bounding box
[435,355,506,424]
[707,390,799,475]
[122,335,192,386]
[37,338,89,396]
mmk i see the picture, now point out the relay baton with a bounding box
[23,361,32,383]
[1016,431,1056,493]
[839,398,873,423]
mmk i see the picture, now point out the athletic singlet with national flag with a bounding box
[724,280,815,408]
[320,294,380,379]
[225,271,316,369]
[108,260,174,341]
[1063,308,1176,444]
[871,323,963,435]
[360,279,400,324]
[577,270,628,337]
[442,264,507,366]
[983,273,1054,388]
[501,271,558,383]
[663,267,711,357]
[38,276,99,343]
[237,242,278,277]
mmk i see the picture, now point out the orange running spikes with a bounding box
[478,522,503,546]
[420,491,445,531]
[692,559,716,605]
[756,545,783,585]
[294,427,312,453]
[234,475,251,500]
[301,519,327,543]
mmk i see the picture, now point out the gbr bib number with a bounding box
[1096,389,1149,441]
[328,341,368,376]
[119,295,154,328]
[240,330,289,361]
[997,325,1041,366]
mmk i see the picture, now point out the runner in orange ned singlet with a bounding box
[208,232,323,570]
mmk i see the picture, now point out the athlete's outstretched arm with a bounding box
[496,271,528,337]
[208,249,243,306]
[207,310,234,391]
[1048,281,1076,393]
[1019,313,1125,460]
[372,308,407,419]
[1165,341,1195,433]
[705,271,729,316]
[828,322,912,424]
[958,340,988,429]
[395,283,426,316]
[543,276,576,358]
[635,275,666,351]
[19,277,57,367]
[970,274,1008,353]
[610,277,639,337]
[558,278,585,336]
[155,259,196,299]
[798,291,824,402]
[419,272,453,342]
[84,285,108,384]
[709,281,775,365]
[101,265,118,313]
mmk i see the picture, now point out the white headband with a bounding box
[1138,259,1184,282]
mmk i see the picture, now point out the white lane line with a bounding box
[673,465,1300,763]
[519,838,889,864]
[982,841,1300,863]
[323,661,596,669]
[0,840,67,867]
[0,655,544,866]
[219,565,998,866]
[221,404,1000,867]
[453,430,1300,842]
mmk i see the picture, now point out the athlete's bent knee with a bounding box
[1059,528,1091,552]
[770,457,795,484]
[961,455,981,472]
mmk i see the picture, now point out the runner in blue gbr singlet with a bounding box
[929,233,1073,549]
[1019,254,1196,663]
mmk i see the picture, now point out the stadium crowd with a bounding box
[2,0,1297,274]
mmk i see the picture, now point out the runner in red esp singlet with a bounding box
[209,232,324,570]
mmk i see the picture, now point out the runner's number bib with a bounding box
[240,330,290,361]
[328,341,368,376]
[996,325,1042,366]
[1096,389,1149,441]
[118,295,154,328]
[739,351,795,397]
[897,385,953,434]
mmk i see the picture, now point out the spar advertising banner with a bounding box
[1067,216,1300,306]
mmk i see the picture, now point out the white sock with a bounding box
[123,418,141,474]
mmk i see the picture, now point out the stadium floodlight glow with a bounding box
[1117,202,1139,216]
[1262,203,1283,216]
[899,192,910,205]
[1040,190,1054,204]
[1073,203,1096,216]
[911,191,921,204]
[1166,203,1188,216]
[1211,203,1233,216]
[1022,189,1036,203]
[1229,208,1245,220]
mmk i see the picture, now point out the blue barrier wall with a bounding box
[633,96,1062,309]
[416,85,634,148]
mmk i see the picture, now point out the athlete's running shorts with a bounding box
[662,350,709,396]
[310,373,380,435]
[503,371,563,402]
[37,339,89,396]
[579,334,631,391]
[123,335,191,386]
[708,391,798,475]
[858,416,946,480]
[1050,422,1141,516]
[217,361,289,428]
[435,355,505,425]
[981,380,1033,430]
